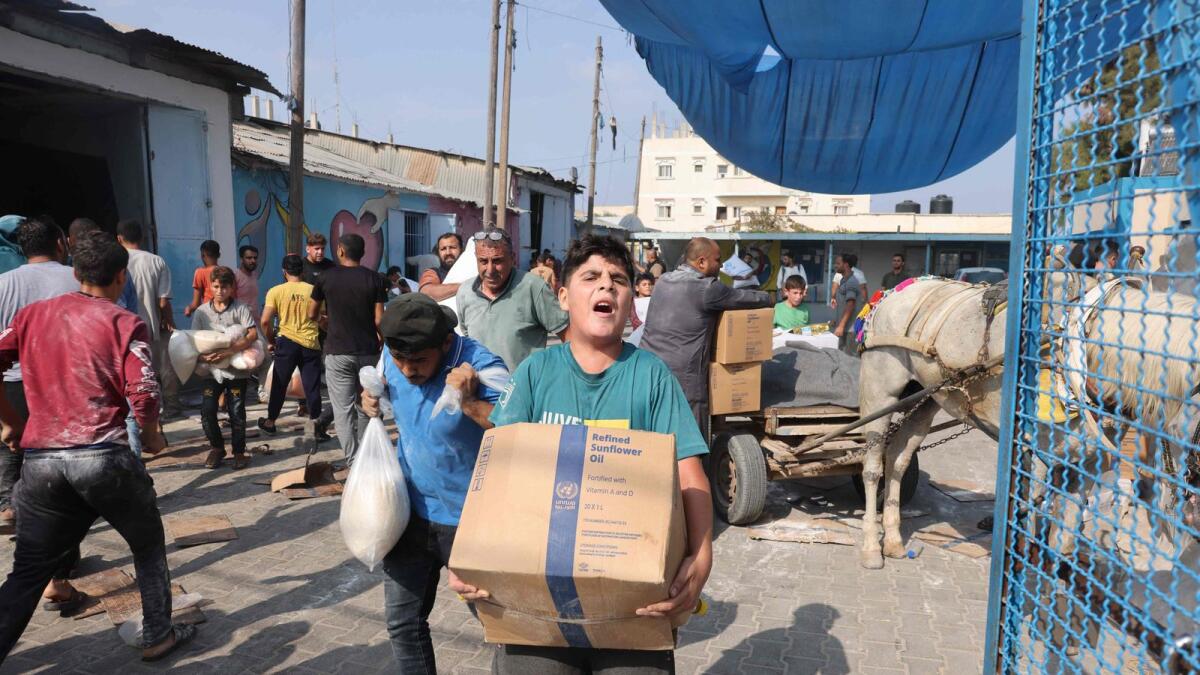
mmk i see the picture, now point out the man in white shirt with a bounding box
[830,253,868,308]
[117,219,179,416]
[776,249,807,300]
[0,217,77,523]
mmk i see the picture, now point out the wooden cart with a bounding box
[707,404,926,525]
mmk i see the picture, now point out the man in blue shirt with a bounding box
[360,293,506,674]
[457,235,713,674]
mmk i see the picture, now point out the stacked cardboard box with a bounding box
[450,423,687,650]
[709,308,773,414]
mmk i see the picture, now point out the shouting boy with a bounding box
[454,235,712,673]
[192,266,258,469]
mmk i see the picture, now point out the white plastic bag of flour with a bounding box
[339,416,409,571]
[430,366,510,418]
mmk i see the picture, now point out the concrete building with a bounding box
[635,127,870,232]
[631,210,1012,321]
[0,2,275,327]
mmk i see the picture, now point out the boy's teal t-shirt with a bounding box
[489,342,708,460]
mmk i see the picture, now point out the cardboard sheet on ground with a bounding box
[71,568,136,619]
[166,515,238,547]
[930,479,996,502]
[101,583,207,625]
[271,458,344,499]
[748,511,858,545]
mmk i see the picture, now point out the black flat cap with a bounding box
[380,293,458,354]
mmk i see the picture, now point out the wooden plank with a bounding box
[763,404,858,418]
[774,423,864,436]
[165,515,238,547]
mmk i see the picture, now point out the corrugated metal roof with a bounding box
[302,127,579,206]
[234,119,579,206]
[232,122,437,196]
[0,1,279,95]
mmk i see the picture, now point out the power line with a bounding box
[515,1,626,33]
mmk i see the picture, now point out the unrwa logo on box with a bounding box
[554,480,580,510]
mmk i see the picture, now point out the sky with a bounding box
[87,0,1015,214]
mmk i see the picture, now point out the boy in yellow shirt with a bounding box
[258,254,323,434]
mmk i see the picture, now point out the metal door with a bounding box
[986,0,1200,672]
[146,104,211,328]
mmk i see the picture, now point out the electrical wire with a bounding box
[514,0,626,33]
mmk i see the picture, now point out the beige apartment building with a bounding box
[635,129,870,232]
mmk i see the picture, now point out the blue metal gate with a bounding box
[986,0,1200,671]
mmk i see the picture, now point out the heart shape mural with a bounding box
[330,209,384,271]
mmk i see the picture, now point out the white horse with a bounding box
[855,272,1199,570]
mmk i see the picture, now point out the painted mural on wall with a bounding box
[233,166,422,303]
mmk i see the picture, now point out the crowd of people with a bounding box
[0,214,927,672]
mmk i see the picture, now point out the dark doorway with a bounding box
[0,138,118,227]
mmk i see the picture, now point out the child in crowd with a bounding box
[184,239,224,317]
[773,274,810,330]
[453,235,711,674]
[192,266,258,470]
[630,272,655,330]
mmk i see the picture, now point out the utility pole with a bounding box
[585,35,602,233]
[495,0,516,230]
[632,115,646,216]
[482,0,501,231]
[287,0,306,255]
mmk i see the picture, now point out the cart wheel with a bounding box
[709,432,768,525]
[852,454,920,507]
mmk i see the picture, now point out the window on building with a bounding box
[693,160,704,173]
[403,211,429,279]
[693,201,704,215]
[732,206,742,219]
[798,204,811,214]
[656,202,673,219]
[716,206,728,220]
[717,164,729,178]
[834,204,849,215]
[775,206,786,215]
[657,163,673,179]
[733,166,744,176]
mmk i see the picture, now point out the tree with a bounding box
[1052,41,1163,199]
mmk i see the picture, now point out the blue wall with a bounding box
[233,165,430,308]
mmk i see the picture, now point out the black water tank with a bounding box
[930,194,953,214]
[895,200,921,214]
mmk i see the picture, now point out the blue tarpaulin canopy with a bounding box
[599,1,1023,193]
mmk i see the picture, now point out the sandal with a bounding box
[141,623,198,662]
[42,589,89,614]
[231,454,250,470]
[256,418,277,435]
[204,449,225,469]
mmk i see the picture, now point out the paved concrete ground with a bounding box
[0,404,997,674]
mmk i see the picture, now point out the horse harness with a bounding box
[857,279,1010,454]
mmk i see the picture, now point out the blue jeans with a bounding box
[0,446,172,659]
[126,413,142,456]
[382,516,463,674]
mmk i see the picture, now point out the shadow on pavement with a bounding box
[708,604,849,675]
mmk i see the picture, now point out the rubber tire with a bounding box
[851,454,920,507]
[709,432,768,526]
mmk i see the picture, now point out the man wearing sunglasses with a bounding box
[455,228,567,371]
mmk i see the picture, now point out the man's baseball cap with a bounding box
[380,293,458,354]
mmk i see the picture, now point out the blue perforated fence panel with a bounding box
[985,0,1200,672]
